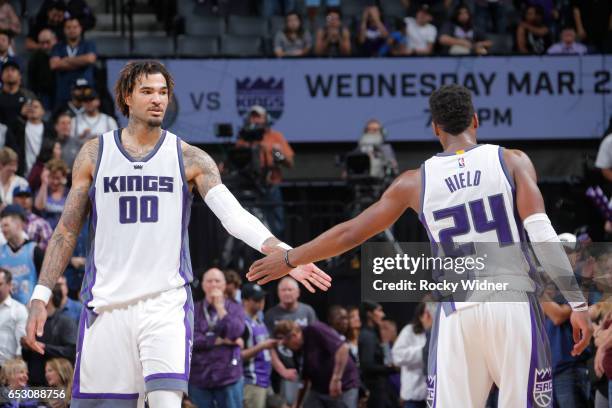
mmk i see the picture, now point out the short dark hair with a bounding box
[64,17,81,27]
[114,60,174,117]
[0,268,11,284]
[0,29,12,40]
[429,84,474,135]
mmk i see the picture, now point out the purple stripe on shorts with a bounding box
[527,302,537,408]
[72,392,139,400]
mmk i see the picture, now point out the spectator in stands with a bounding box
[36,0,96,32]
[439,5,491,55]
[359,301,396,408]
[392,302,432,408]
[20,283,77,386]
[357,5,389,57]
[241,283,278,408]
[55,276,81,323]
[274,11,312,58]
[379,18,409,56]
[328,305,349,340]
[474,0,510,34]
[0,121,9,147]
[236,105,294,237]
[26,2,65,51]
[225,269,242,302]
[547,26,588,55]
[572,0,612,52]
[0,61,35,130]
[305,0,340,24]
[0,1,20,35]
[12,185,52,251]
[45,357,73,408]
[405,5,437,55]
[516,5,551,54]
[189,268,245,408]
[541,282,591,405]
[50,17,97,107]
[314,10,351,57]
[62,223,87,299]
[0,147,28,205]
[273,319,360,408]
[262,0,296,17]
[26,138,60,192]
[264,276,317,405]
[346,306,361,364]
[34,158,69,229]
[9,98,54,177]
[595,121,612,182]
[0,205,43,305]
[53,78,88,120]
[0,30,18,72]
[0,269,27,366]
[28,29,58,111]
[0,358,38,406]
[54,112,80,169]
[71,86,117,140]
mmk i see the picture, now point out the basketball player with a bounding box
[247,84,592,407]
[23,60,331,408]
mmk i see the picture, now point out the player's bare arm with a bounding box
[247,168,420,285]
[181,141,331,292]
[504,148,592,355]
[25,137,98,353]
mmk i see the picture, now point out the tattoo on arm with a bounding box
[38,140,97,289]
[183,144,222,198]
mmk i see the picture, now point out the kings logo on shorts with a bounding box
[426,375,436,408]
[236,77,284,123]
[533,368,552,407]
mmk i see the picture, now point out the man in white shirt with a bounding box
[71,86,118,141]
[23,98,46,176]
[0,268,27,366]
[405,6,437,55]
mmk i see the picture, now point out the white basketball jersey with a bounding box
[82,130,193,309]
[419,144,534,310]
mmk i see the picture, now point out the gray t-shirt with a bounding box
[274,30,312,56]
[596,133,612,169]
[264,302,318,332]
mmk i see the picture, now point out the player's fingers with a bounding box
[313,265,332,282]
[308,275,328,292]
[257,275,276,286]
[300,278,315,293]
[572,334,589,356]
[572,325,580,344]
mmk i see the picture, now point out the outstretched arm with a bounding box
[182,143,331,292]
[247,169,420,284]
[25,138,97,353]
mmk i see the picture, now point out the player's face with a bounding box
[45,364,61,386]
[0,272,11,303]
[126,73,168,128]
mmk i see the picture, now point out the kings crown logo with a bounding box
[236,78,284,124]
[533,368,552,407]
[426,375,436,408]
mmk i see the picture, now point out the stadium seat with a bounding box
[227,15,269,37]
[95,37,132,57]
[184,16,226,36]
[269,16,285,37]
[487,33,513,55]
[132,37,175,57]
[176,36,220,57]
[220,35,263,57]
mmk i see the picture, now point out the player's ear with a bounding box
[472,113,479,130]
[431,121,441,137]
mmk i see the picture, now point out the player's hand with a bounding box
[329,377,342,398]
[247,250,292,285]
[595,346,606,377]
[570,310,593,356]
[25,300,47,355]
[289,264,332,293]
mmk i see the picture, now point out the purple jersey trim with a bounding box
[144,373,188,382]
[113,128,167,163]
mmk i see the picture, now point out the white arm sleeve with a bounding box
[523,213,587,311]
[204,184,274,253]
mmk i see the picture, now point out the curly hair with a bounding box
[114,60,174,117]
[45,158,69,175]
[429,84,475,136]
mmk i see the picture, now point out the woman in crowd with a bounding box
[392,303,433,408]
[0,358,38,407]
[347,306,361,364]
[44,358,73,408]
[34,158,69,229]
[0,147,28,206]
[27,139,62,193]
[439,4,491,55]
[359,301,396,408]
[357,5,389,57]
[516,5,551,55]
[314,9,351,57]
[274,11,312,57]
